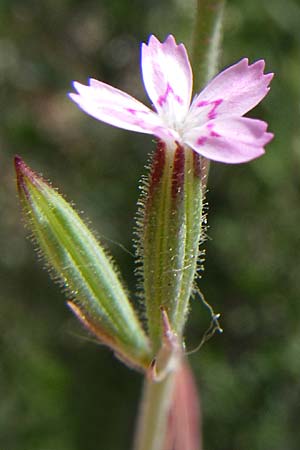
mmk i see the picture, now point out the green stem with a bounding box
[134,2,226,448]
[133,373,176,450]
[191,0,225,90]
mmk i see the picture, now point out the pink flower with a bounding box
[69,35,273,164]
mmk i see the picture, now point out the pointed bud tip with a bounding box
[14,156,41,199]
[14,155,24,174]
[14,155,28,194]
[14,155,31,180]
[14,156,43,192]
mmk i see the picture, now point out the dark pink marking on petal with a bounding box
[126,108,138,115]
[210,130,221,137]
[122,107,152,128]
[208,99,223,120]
[157,83,183,107]
[126,108,153,116]
[207,122,221,137]
[196,98,223,120]
[196,100,209,107]
[210,131,220,137]
[195,123,221,148]
[197,136,208,146]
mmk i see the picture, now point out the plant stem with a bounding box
[134,2,226,448]
[133,372,176,450]
[191,0,225,91]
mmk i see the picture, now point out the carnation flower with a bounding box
[69,35,273,164]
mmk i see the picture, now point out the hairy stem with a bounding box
[191,0,225,90]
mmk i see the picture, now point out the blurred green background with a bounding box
[1,0,300,449]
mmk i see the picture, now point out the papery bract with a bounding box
[69,35,273,164]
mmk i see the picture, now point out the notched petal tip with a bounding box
[264,131,274,144]
[163,34,177,46]
[72,80,82,92]
[68,92,79,102]
[186,117,273,164]
[265,72,274,86]
[194,55,274,120]
[247,59,274,88]
[89,78,102,87]
[72,81,92,97]
[236,57,271,80]
[145,34,177,45]
[146,34,159,46]
[239,57,249,65]
[144,34,187,55]
[250,58,265,70]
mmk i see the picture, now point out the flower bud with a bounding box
[15,156,152,370]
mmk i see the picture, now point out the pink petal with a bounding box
[185,117,274,164]
[190,58,273,120]
[141,35,192,122]
[69,79,175,141]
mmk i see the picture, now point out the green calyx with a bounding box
[136,142,207,352]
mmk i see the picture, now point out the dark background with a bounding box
[1,0,300,449]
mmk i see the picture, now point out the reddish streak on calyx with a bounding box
[171,143,185,200]
[148,140,166,197]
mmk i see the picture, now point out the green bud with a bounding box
[136,143,207,351]
[15,156,152,370]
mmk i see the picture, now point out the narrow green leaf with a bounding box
[15,156,152,370]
